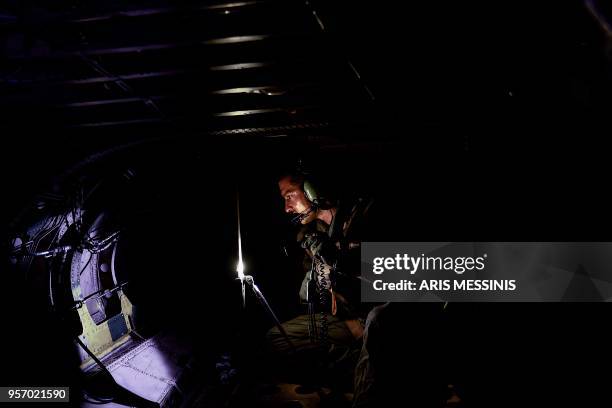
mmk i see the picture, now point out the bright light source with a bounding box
[236,191,247,308]
[236,259,245,279]
[236,191,246,280]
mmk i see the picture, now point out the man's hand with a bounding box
[301,232,338,266]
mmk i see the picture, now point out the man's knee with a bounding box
[266,325,281,341]
[361,303,389,344]
[365,303,388,325]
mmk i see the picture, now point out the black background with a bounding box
[2,0,611,406]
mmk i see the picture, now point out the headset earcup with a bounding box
[302,179,318,203]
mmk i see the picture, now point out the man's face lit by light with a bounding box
[278,176,315,224]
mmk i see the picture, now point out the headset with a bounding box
[302,179,325,208]
[299,159,334,207]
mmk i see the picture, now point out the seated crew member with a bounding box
[266,168,373,384]
[267,167,454,407]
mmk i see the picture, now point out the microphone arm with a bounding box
[290,204,317,225]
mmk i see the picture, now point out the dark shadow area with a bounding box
[2,1,612,407]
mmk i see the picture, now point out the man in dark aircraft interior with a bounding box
[266,165,455,408]
[266,165,374,389]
